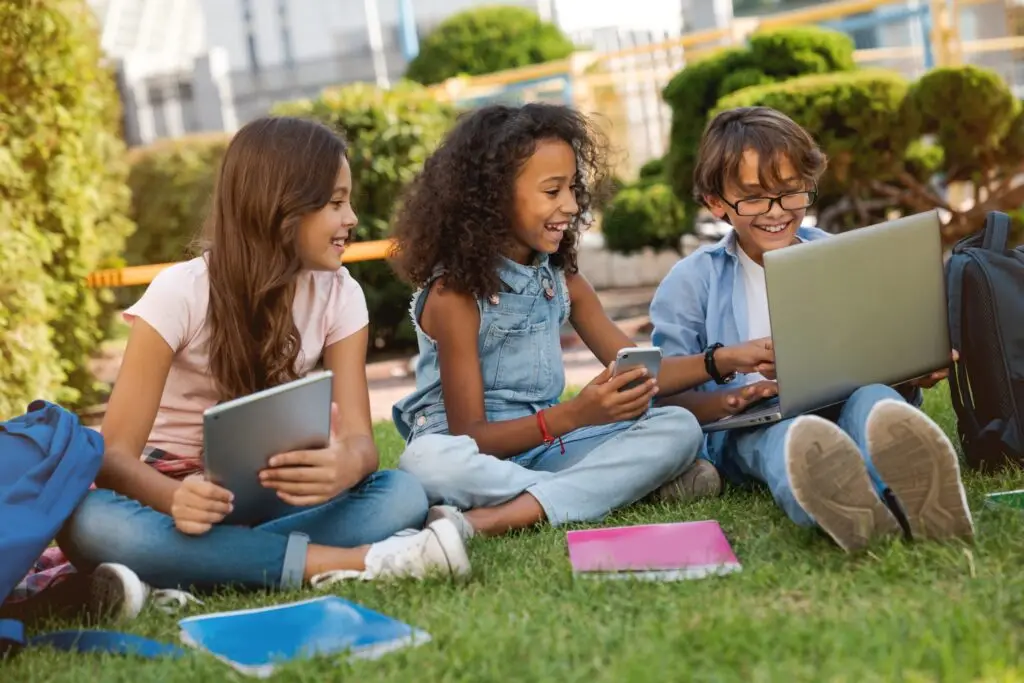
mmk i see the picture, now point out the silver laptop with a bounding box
[704,210,951,433]
[203,370,333,523]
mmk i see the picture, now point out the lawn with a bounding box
[9,383,1024,682]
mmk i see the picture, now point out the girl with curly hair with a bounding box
[390,103,775,538]
[58,116,470,594]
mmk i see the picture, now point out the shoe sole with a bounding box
[786,416,901,552]
[867,399,975,543]
[427,518,472,580]
[90,563,145,620]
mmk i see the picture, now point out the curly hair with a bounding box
[389,102,612,299]
[197,116,347,401]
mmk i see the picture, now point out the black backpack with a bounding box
[946,211,1024,471]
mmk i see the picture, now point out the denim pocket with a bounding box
[482,318,551,398]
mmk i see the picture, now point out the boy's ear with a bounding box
[704,194,727,219]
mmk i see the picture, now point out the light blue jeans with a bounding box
[398,405,703,525]
[57,469,428,591]
[721,383,903,527]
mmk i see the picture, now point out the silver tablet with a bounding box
[203,370,333,524]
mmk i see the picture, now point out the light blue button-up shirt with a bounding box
[650,226,922,464]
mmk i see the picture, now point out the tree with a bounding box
[405,5,575,86]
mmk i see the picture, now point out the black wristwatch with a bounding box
[704,343,736,385]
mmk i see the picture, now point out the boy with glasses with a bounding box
[649,106,974,552]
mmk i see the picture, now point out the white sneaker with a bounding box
[88,563,148,620]
[310,518,472,587]
[426,505,475,542]
[90,563,200,618]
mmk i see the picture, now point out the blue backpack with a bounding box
[0,401,184,659]
[0,401,104,652]
[946,211,1024,471]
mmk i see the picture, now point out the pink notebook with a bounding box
[566,521,741,581]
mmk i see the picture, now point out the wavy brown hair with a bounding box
[389,103,612,299]
[197,116,347,400]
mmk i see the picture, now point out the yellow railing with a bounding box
[86,239,395,289]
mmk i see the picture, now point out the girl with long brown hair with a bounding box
[58,117,469,594]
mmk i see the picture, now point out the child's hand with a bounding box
[718,381,778,418]
[570,362,658,427]
[718,337,776,379]
[905,349,959,390]
[260,403,363,507]
[170,474,234,535]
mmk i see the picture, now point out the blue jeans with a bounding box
[398,405,702,525]
[57,469,428,591]
[720,384,902,527]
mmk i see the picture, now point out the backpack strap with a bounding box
[983,211,1010,254]
[945,254,983,442]
[0,618,186,660]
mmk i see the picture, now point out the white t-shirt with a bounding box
[123,257,369,461]
[736,245,772,384]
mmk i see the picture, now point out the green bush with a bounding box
[601,182,688,255]
[903,65,1023,182]
[273,81,457,350]
[662,26,855,208]
[405,5,575,85]
[125,134,231,267]
[637,157,666,184]
[0,0,134,419]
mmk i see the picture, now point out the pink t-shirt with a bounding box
[123,256,369,461]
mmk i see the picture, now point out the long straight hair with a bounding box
[199,116,347,400]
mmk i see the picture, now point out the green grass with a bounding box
[10,383,1024,682]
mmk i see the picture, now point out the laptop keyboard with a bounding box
[741,395,781,417]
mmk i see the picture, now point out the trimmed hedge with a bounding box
[0,0,134,418]
[405,5,575,85]
[273,81,457,350]
[601,182,688,255]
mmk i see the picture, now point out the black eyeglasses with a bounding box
[719,187,818,217]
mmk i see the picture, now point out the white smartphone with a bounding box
[613,346,662,391]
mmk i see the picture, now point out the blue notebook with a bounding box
[177,596,430,677]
